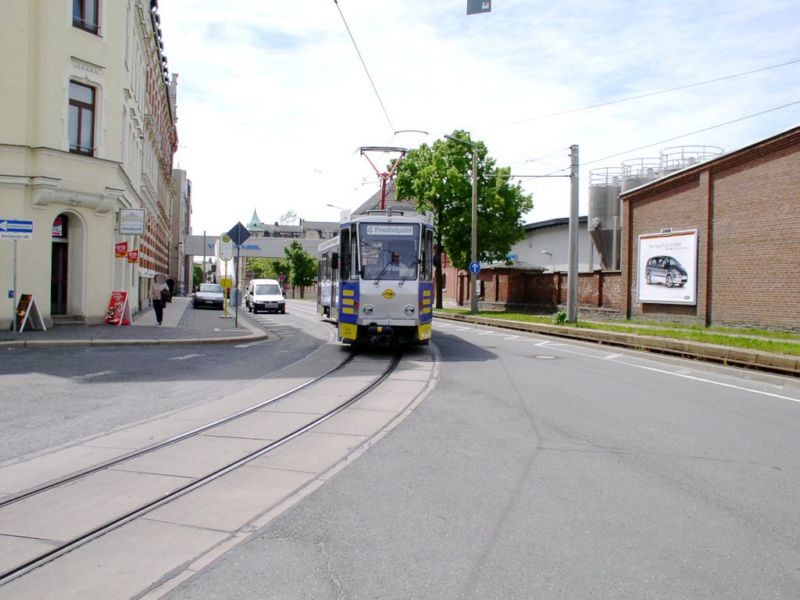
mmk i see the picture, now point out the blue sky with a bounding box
[158,0,800,235]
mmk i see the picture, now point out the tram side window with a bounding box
[340,229,351,280]
[350,226,359,278]
[422,228,434,281]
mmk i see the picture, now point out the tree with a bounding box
[192,264,203,290]
[283,241,316,298]
[279,210,299,226]
[395,130,532,308]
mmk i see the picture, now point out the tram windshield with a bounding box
[358,222,420,281]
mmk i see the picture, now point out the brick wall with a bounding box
[441,265,623,315]
[711,146,799,329]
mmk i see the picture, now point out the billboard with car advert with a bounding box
[637,229,698,305]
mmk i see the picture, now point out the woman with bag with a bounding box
[149,273,169,325]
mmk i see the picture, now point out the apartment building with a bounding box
[0,0,179,326]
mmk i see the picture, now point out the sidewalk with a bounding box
[0,297,266,348]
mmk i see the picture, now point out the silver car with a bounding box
[193,283,225,309]
[645,256,688,288]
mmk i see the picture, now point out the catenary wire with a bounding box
[333,0,395,134]
[532,99,800,177]
[507,57,800,126]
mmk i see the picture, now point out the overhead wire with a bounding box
[507,57,800,126]
[535,99,800,176]
[332,0,395,134]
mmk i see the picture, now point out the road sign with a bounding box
[217,233,233,261]
[468,261,481,274]
[0,219,33,240]
[227,222,251,246]
[467,0,491,14]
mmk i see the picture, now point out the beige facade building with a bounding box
[0,0,180,327]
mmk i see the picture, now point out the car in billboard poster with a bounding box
[637,230,697,305]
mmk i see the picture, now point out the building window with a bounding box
[73,0,99,34]
[68,82,95,156]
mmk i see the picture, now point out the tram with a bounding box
[318,208,435,345]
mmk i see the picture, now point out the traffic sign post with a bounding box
[227,222,251,329]
[2,218,34,333]
[468,261,481,274]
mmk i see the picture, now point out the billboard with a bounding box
[119,209,146,235]
[637,230,698,305]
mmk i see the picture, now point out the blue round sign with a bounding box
[468,261,481,274]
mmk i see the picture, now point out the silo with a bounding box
[621,157,660,192]
[589,167,622,270]
[660,145,723,176]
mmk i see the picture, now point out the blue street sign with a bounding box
[468,261,481,274]
[0,219,34,240]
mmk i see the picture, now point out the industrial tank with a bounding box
[589,167,622,270]
[659,145,723,176]
[621,157,661,192]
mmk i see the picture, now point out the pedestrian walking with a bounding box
[150,273,169,325]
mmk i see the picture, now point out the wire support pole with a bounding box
[567,144,579,323]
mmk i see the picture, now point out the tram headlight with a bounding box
[362,304,374,314]
[404,305,416,316]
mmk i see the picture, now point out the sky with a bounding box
[157,0,800,236]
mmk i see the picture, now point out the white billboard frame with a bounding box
[637,229,698,305]
[119,209,146,235]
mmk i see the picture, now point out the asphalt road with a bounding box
[164,318,800,599]
[0,301,335,463]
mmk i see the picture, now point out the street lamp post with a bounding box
[541,250,554,273]
[444,134,478,314]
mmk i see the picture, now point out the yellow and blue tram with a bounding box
[318,209,435,345]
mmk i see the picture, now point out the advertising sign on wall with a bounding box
[115,241,128,257]
[127,250,139,263]
[637,229,698,305]
[119,209,146,235]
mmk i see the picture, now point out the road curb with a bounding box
[434,312,800,377]
[0,331,268,349]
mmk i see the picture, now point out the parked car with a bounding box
[193,283,225,309]
[245,278,286,314]
[645,255,688,287]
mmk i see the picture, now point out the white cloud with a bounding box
[158,0,800,234]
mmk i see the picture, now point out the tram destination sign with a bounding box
[0,219,33,240]
[366,225,414,236]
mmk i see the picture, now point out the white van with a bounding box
[246,279,286,314]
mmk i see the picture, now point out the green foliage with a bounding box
[395,129,533,270]
[283,240,316,288]
[247,257,271,279]
[192,264,203,290]
[554,310,567,326]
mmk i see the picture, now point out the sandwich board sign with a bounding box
[104,291,132,326]
[15,294,46,332]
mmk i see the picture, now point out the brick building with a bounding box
[621,124,800,330]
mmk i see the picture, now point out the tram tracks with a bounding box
[0,351,404,587]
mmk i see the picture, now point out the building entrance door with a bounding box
[51,214,69,315]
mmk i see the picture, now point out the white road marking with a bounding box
[170,354,204,361]
[73,371,113,379]
[440,320,800,404]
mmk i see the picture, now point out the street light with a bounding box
[541,250,554,273]
[444,134,478,315]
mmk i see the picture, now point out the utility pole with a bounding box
[567,144,579,323]
[470,144,478,315]
[444,134,480,315]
